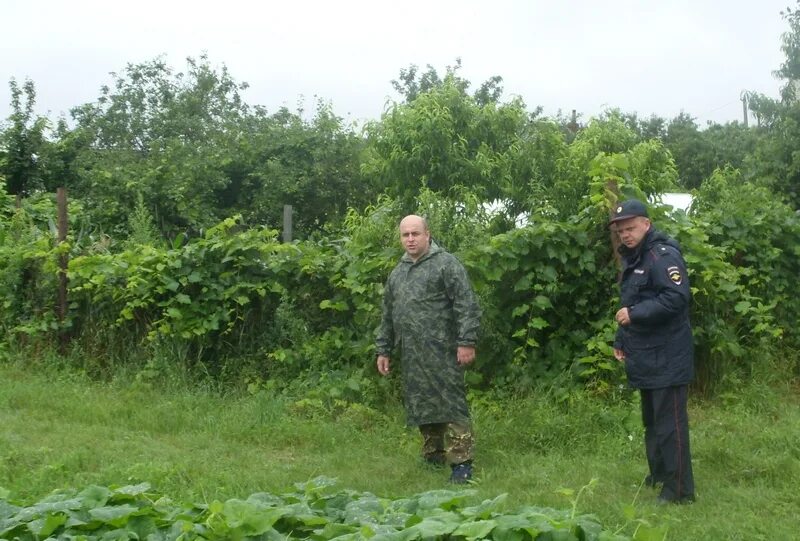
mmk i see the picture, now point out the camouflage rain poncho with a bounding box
[375,242,481,426]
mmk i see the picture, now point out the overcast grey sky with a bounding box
[0,0,793,127]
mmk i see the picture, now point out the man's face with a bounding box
[614,216,651,249]
[399,218,430,260]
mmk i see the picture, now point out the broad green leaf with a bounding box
[511,304,530,318]
[513,275,532,292]
[461,494,508,519]
[26,512,67,537]
[64,509,90,528]
[127,514,159,539]
[0,500,19,522]
[320,522,359,538]
[320,299,348,311]
[164,279,180,292]
[529,317,549,329]
[88,503,139,527]
[344,494,385,523]
[403,516,460,538]
[78,485,113,507]
[452,519,498,540]
[222,499,285,535]
[288,512,330,527]
[491,527,528,541]
[414,490,475,511]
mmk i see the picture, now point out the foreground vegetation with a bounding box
[1,361,798,540]
[0,478,638,541]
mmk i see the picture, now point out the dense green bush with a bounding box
[2,52,798,394]
[1,174,793,395]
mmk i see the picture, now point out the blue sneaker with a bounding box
[449,461,473,484]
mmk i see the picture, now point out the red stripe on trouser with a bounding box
[672,390,683,498]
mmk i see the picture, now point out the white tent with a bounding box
[656,192,694,213]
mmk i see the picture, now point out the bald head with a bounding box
[400,215,428,232]
[399,215,431,261]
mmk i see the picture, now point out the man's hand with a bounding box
[376,355,391,375]
[457,346,476,366]
[613,348,626,362]
[615,307,631,326]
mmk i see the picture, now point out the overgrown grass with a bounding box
[0,358,798,540]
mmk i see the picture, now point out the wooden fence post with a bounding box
[56,187,70,353]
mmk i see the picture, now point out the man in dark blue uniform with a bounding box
[610,199,696,505]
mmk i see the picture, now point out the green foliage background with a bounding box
[2,6,800,396]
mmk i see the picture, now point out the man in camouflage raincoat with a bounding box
[375,215,481,483]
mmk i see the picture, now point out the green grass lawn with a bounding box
[1,362,798,540]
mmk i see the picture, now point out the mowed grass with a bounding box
[1,362,798,540]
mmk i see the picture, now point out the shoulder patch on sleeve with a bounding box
[666,265,683,286]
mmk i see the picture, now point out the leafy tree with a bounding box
[365,73,563,224]
[739,2,800,208]
[0,79,49,196]
[661,113,714,189]
[125,192,162,247]
[775,1,800,102]
[691,166,800,368]
[58,56,367,238]
[390,58,504,106]
[746,91,784,128]
[747,102,800,208]
[64,55,252,235]
[620,111,667,141]
[550,111,677,218]
[616,112,762,191]
[228,101,369,237]
[702,121,763,178]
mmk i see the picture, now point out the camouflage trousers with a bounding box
[418,422,474,465]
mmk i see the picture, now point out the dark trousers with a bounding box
[641,385,695,500]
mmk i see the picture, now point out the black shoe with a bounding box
[656,494,695,505]
[644,475,662,488]
[449,461,473,484]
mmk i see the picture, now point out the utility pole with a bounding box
[567,109,579,133]
[740,91,749,127]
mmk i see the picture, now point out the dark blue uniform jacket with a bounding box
[614,228,695,389]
